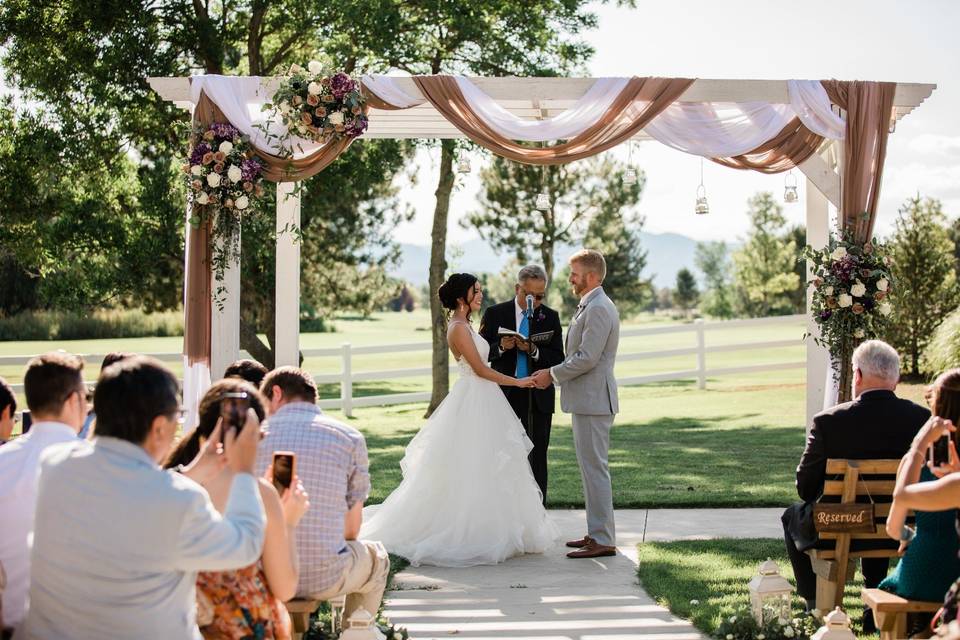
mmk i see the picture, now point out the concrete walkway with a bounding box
[380,508,784,639]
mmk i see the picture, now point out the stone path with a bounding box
[378,508,784,639]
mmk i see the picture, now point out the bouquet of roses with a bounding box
[805,232,895,366]
[184,122,265,221]
[265,60,368,144]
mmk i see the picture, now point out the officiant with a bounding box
[480,265,564,504]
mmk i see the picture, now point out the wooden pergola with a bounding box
[149,76,936,425]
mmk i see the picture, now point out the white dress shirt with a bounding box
[20,436,266,639]
[0,421,77,629]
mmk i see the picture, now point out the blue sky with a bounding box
[394,0,959,246]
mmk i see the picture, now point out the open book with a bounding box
[498,327,554,344]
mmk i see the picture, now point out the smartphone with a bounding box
[930,434,951,466]
[219,392,250,441]
[272,451,296,495]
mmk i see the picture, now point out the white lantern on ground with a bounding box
[340,607,379,640]
[811,607,857,640]
[748,558,794,623]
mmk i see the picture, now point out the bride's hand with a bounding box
[514,376,537,388]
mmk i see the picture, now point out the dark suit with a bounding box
[783,389,930,601]
[479,300,564,503]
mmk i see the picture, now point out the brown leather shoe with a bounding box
[566,541,616,558]
[565,535,595,548]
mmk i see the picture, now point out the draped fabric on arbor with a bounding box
[181,73,897,416]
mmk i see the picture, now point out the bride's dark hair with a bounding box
[438,273,479,318]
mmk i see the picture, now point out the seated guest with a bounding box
[20,356,267,640]
[165,378,309,640]
[0,377,15,444]
[885,370,960,606]
[0,353,86,632]
[225,359,269,389]
[79,351,135,439]
[782,340,929,623]
[256,367,389,621]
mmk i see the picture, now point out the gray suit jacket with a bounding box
[551,287,620,416]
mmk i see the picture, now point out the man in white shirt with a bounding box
[20,356,266,640]
[0,352,86,631]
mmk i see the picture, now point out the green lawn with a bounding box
[636,538,868,637]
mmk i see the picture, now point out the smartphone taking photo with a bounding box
[930,433,951,467]
[219,392,250,442]
[272,451,296,495]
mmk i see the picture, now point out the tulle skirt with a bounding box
[360,373,558,567]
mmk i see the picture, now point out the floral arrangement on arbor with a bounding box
[183,122,267,293]
[805,232,895,397]
[264,60,368,145]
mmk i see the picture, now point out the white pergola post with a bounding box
[210,225,241,381]
[805,174,831,430]
[275,182,302,368]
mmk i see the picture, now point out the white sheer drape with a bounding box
[789,79,845,140]
[361,75,425,108]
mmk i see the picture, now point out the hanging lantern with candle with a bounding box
[623,141,638,186]
[535,164,552,211]
[784,170,799,203]
[695,158,709,215]
[456,155,471,174]
[748,558,794,624]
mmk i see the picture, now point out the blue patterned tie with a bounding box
[515,312,529,378]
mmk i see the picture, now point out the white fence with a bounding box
[3,314,806,417]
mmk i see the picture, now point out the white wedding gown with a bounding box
[360,326,558,567]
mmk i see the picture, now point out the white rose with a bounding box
[308,60,323,74]
[190,164,202,176]
[279,101,292,116]
[880,302,892,316]
[218,141,233,154]
[838,294,853,308]
[296,124,308,134]
[227,165,243,184]
[308,81,322,96]
[196,192,209,205]
[854,328,865,338]
[877,278,889,291]
[729,616,737,623]
[824,286,834,296]
[851,281,867,297]
[206,172,221,187]
[831,246,848,261]
[393,634,403,640]
[328,111,344,125]
[235,195,249,210]
[784,627,795,638]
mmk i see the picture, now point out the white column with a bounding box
[210,222,241,382]
[275,182,301,368]
[805,176,831,431]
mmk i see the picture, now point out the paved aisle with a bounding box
[380,508,783,640]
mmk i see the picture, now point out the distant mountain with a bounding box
[394,232,717,289]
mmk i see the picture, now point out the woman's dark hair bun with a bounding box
[438,273,479,311]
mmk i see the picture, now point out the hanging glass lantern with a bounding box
[623,169,638,186]
[784,170,799,203]
[456,156,471,173]
[535,192,552,211]
[695,184,709,215]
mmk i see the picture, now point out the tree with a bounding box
[673,268,699,316]
[469,155,643,288]
[731,192,800,317]
[694,241,734,319]
[0,1,417,364]
[377,1,601,414]
[886,195,959,376]
[784,224,808,314]
[580,197,650,316]
[949,216,960,282]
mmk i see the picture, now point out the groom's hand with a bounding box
[531,369,553,389]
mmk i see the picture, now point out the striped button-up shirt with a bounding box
[256,402,370,596]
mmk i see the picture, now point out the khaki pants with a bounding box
[312,540,389,623]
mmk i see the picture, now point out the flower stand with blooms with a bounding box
[810,608,856,640]
[749,559,795,624]
[804,231,895,402]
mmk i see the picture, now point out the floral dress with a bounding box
[197,564,291,640]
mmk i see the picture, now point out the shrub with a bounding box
[0,309,183,341]
[923,306,960,375]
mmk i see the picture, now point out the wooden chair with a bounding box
[805,459,912,611]
[862,588,941,640]
[285,599,320,640]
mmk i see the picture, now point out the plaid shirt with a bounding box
[255,402,370,596]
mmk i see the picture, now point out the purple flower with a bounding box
[241,157,263,181]
[820,310,832,321]
[209,122,240,141]
[346,115,368,138]
[330,72,355,99]
[189,142,211,165]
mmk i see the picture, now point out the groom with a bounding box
[480,264,564,504]
[532,249,620,559]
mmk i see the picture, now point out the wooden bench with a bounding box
[862,588,941,640]
[285,595,347,640]
[805,459,914,611]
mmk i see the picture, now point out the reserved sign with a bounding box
[813,503,876,533]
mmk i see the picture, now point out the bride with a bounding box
[360,273,559,567]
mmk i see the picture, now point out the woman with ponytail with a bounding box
[361,273,558,567]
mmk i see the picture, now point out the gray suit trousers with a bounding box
[572,413,615,546]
